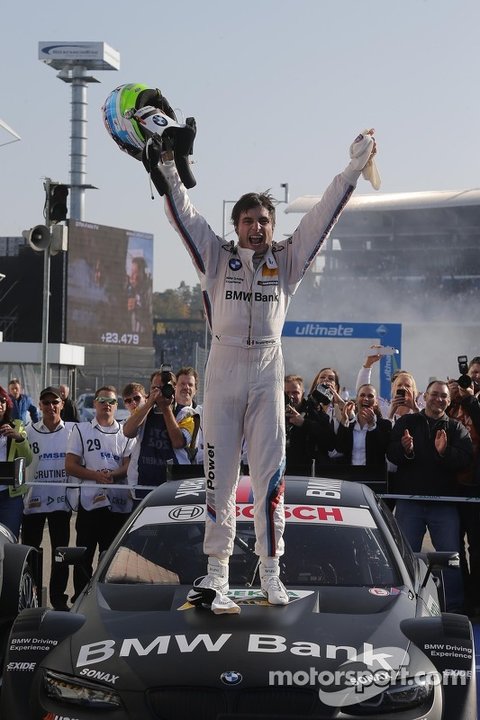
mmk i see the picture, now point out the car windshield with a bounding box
[102,505,401,588]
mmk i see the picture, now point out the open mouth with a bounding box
[249,234,264,246]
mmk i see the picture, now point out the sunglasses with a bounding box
[124,395,142,405]
[0,397,8,404]
[95,397,118,405]
[41,399,61,406]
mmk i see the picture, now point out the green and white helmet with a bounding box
[102,83,177,160]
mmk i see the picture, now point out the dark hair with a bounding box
[131,256,147,275]
[0,385,13,418]
[425,379,449,393]
[122,382,146,398]
[150,369,176,385]
[176,367,198,386]
[469,357,480,369]
[309,367,340,395]
[231,191,276,230]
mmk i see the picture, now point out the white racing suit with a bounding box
[162,161,358,560]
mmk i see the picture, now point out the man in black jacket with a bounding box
[284,375,335,476]
[387,380,473,611]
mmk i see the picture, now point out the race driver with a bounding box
[147,126,378,612]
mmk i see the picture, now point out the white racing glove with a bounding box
[344,129,381,190]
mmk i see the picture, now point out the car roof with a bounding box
[142,476,375,510]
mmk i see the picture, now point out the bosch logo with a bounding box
[220,670,243,685]
[229,258,242,271]
[168,505,203,521]
[152,114,168,127]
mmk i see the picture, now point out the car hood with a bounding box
[45,583,416,691]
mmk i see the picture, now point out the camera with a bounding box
[158,363,175,399]
[457,355,472,390]
[310,383,334,406]
[284,392,294,415]
[396,388,406,399]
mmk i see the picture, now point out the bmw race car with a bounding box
[0,476,476,719]
[0,522,41,679]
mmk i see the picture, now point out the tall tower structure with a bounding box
[38,42,120,220]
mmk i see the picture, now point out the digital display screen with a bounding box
[66,220,153,347]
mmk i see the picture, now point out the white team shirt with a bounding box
[24,420,76,514]
[67,419,134,512]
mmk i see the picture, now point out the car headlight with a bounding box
[43,670,122,709]
[349,677,434,714]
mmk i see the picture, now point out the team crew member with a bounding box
[66,386,134,601]
[22,387,76,611]
[153,132,378,609]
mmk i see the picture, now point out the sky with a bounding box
[1,0,479,296]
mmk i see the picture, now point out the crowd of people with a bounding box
[0,369,201,610]
[0,353,479,615]
[282,352,480,615]
[2,118,479,618]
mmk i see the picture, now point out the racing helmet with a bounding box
[102,83,176,160]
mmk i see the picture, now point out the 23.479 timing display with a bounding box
[66,220,153,348]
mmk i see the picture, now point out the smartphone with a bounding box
[371,345,399,356]
[396,388,406,399]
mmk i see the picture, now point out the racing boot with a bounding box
[188,558,240,614]
[260,558,289,605]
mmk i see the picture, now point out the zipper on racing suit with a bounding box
[246,259,262,346]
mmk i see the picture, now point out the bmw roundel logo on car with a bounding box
[220,670,243,686]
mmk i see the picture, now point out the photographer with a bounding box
[284,375,335,476]
[124,368,196,494]
[308,367,350,472]
[447,355,480,616]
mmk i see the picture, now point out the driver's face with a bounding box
[236,206,273,256]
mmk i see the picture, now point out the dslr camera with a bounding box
[158,363,175,400]
[310,383,334,406]
[457,355,472,390]
[284,392,295,416]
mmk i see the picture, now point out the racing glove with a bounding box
[146,89,197,189]
[343,129,381,190]
[141,112,197,194]
[142,136,171,196]
[170,117,197,189]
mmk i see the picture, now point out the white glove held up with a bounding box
[344,129,381,190]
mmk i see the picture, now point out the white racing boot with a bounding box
[260,558,289,605]
[187,557,240,614]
